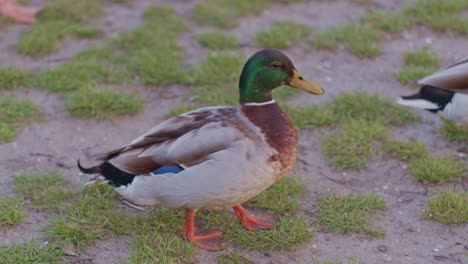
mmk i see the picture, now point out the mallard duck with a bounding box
[397,57,468,125]
[78,49,324,251]
[0,0,37,24]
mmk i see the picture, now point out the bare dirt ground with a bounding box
[0,0,467,263]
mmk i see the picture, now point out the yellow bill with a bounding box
[289,69,324,95]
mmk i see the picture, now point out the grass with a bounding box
[382,139,430,161]
[440,119,468,142]
[192,0,268,28]
[197,32,239,50]
[424,191,468,224]
[229,215,313,251]
[330,92,418,126]
[192,53,245,86]
[453,18,468,35]
[218,250,253,264]
[395,47,440,84]
[407,154,467,184]
[284,92,417,170]
[363,10,412,33]
[254,21,311,48]
[282,104,336,128]
[43,182,119,249]
[0,67,32,90]
[286,91,417,129]
[65,87,144,120]
[0,197,25,227]
[15,0,104,57]
[247,176,306,214]
[405,0,468,32]
[0,240,65,264]
[126,233,196,264]
[0,96,41,143]
[311,24,382,59]
[112,4,188,85]
[198,175,312,251]
[13,170,75,210]
[315,192,385,237]
[36,48,130,92]
[322,119,387,171]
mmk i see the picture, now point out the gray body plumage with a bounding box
[105,105,282,210]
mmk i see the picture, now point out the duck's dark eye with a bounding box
[270,62,281,68]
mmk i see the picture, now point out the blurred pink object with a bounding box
[0,0,38,24]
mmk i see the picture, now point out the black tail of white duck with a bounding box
[397,86,454,113]
[77,160,136,188]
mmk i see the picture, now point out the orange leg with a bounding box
[184,209,222,251]
[233,205,276,231]
[0,0,38,24]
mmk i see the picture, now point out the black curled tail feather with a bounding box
[77,160,102,174]
[77,160,136,188]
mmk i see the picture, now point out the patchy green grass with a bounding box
[71,26,103,38]
[112,4,188,85]
[316,192,385,237]
[13,170,75,210]
[192,0,268,28]
[395,47,440,84]
[44,219,105,249]
[285,91,417,130]
[407,154,467,184]
[229,215,313,251]
[453,18,468,35]
[65,87,144,120]
[0,67,32,90]
[218,250,253,264]
[197,32,239,50]
[0,197,25,227]
[183,53,245,106]
[382,139,430,161]
[322,120,387,170]
[312,24,382,58]
[15,0,104,57]
[282,104,336,129]
[43,182,118,248]
[0,96,41,143]
[254,21,311,48]
[331,91,418,126]
[247,176,306,214]
[126,233,196,264]
[440,119,468,142]
[192,53,245,86]
[198,173,312,251]
[0,240,65,264]
[37,0,103,23]
[364,10,412,33]
[424,191,468,224]
[36,48,130,92]
[405,0,468,32]
[14,22,69,57]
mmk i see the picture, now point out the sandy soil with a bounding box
[0,0,467,263]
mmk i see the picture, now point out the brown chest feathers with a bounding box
[241,102,298,176]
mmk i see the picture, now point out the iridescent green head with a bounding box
[239,49,324,104]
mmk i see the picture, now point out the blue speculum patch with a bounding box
[153,165,184,174]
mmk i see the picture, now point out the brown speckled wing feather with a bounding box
[418,57,468,94]
[94,107,244,174]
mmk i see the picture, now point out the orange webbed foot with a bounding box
[184,209,223,251]
[233,205,276,231]
[186,231,223,251]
